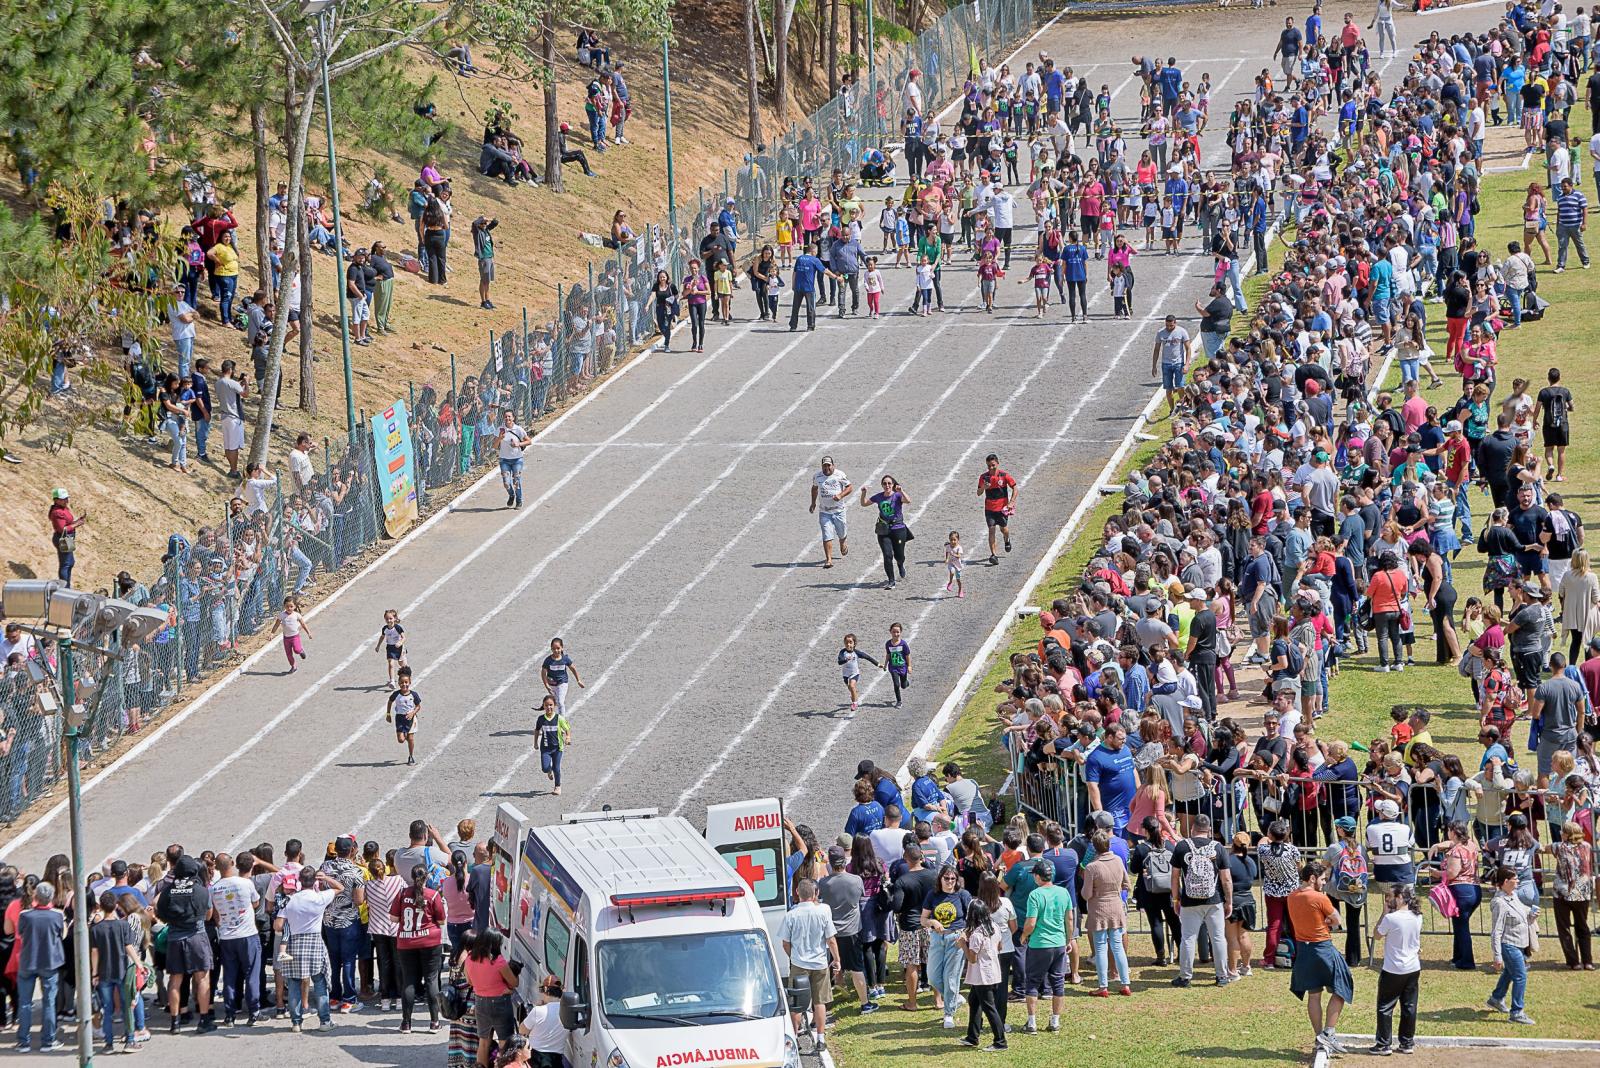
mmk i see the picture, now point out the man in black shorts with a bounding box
[1534,366,1575,482]
[819,847,877,1013]
[978,453,1018,566]
[155,849,217,1032]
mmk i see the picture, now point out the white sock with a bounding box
[1051,1014,1061,1027]
[1027,1014,1037,1026]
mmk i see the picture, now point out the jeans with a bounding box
[1225,258,1246,311]
[1453,480,1474,542]
[1178,902,1227,981]
[1491,942,1527,1013]
[1263,895,1290,967]
[194,417,210,458]
[499,457,524,506]
[1374,968,1418,1049]
[17,970,58,1049]
[174,336,194,378]
[325,923,362,1002]
[1507,286,1525,326]
[182,618,203,681]
[926,930,964,1015]
[1200,330,1227,359]
[834,272,859,316]
[1091,927,1130,989]
[1556,223,1589,268]
[788,289,817,330]
[165,415,187,466]
[1373,611,1402,666]
[291,546,314,593]
[287,973,331,1027]
[540,747,563,786]
[221,934,262,1015]
[217,274,238,324]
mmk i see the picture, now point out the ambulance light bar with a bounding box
[610,885,746,908]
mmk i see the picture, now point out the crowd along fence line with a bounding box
[0,0,1042,827]
[1007,747,1597,947]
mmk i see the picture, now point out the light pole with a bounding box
[308,0,358,440]
[0,582,166,1068]
[662,36,677,252]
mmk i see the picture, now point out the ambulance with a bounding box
[497,803,802,1068]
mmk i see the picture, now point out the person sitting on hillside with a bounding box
[861,147,897,185]
[577,28,609,70]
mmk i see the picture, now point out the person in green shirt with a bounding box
[1019,861,1073,1034]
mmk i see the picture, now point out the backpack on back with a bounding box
[1145,845,1174,893]
[1332,841,1370,898]
[1180,838,1219,899]
[420,846,448,892]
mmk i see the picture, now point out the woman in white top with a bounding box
[1371,885,1424,1055]
[1487,865,1538,1025]
[517,975,570,1068]
[1556,549,1600,663]
[1160,735,1206,838]
[956,899,1007,1052]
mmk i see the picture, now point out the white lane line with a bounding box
[786,260,1202,802]
[356,276,987,834]
[222,325,823,852]
[532,436,1113,450]
[102,318,765,861]
[467,276,1007,818]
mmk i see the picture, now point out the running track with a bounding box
[2,12,1466,873]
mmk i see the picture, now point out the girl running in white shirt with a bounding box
[270,596,312,673]
[945,530,966,597]
[864,258,885,319]
[838,633,882,712]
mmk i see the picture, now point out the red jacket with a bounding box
[191,210,238,249]
[48,502,78,537]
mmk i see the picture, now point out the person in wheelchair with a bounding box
[859,148,896,186]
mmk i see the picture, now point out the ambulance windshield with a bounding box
[597,930,783,1027]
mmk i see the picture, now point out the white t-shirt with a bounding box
[171,302,197,343]
[211,875,261,940]
[279,611,304,638]
[282,887,336,937]
[497,424,530,460]
[1376,909,1422,974]
[1157,327,1191,368]
[245,476,276,514]
[289,448,314,490]
[869,827,909,868]
[1365,820,1415,867]
[813,469,850,512]
[522,1002,567,1054]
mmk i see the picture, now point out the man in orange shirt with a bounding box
[1287,860,1354,1055]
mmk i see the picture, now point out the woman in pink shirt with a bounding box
[441,851,476,965]
[1107,235,1138,312]
[1078,177,1106,256]
[798,192,823,247]
[464,930,519,1067]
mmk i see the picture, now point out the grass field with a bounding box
[828,173,1600,1065]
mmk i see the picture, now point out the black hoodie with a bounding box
[155,856,210,937]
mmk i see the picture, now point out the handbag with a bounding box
[1457,648,1483,679]
[1429,881,1459,918]
[441,973,472,1021]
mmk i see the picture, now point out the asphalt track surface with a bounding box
[0,6,1509,1068]
[5,7,1477,880]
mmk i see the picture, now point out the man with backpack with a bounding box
[395,819,454,887]
[1169,815,1233,988]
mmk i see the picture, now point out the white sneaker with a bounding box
[943,1015,956,1029]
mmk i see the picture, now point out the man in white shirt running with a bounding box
[495,408,533,509]
[809,455,852,568]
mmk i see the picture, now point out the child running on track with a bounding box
[375,608,407,687]
[386,666,422,766]
[838,633,881,712]
[913,256,935,316]
[945,530,966,597]
[535,694,570,795]
[1022,251,1051,317]
[540,637,583,716]
[270,596,311,673]
[884,623,912,707]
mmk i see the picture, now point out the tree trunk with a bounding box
[851,1,860,75]
[542,9,562,194]
[828,0,839,97]
[775,0,788,124]
[297,209,316,413]
[744,0,763,144]
[249,71,320,468]
[251,104,272,289]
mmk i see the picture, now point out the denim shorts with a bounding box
[818,510,848,542]
[1161,364,1186,391]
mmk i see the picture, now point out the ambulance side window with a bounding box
[573,936,591,1031]
[543,910,571,983]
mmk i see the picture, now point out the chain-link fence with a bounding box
[0,0,1041,824]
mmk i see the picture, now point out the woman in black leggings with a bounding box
[650,270,678,350]
[860,475,912,590]
[393,866,445,1032]
[681,261,709,353]
[422,199,449,285]
[1131,819,1180,966]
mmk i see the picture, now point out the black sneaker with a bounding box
[959,1037,980,1047]
[507,492,515,506]
[170,1019,181,1035]
[1004,537,1012,553]
[1170,977,1191,988]
[1369,1046,1393,1057]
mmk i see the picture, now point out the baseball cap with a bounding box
[1180,695,1204,710]
[1091,811,1115,831]
[1039,611,1057,627]
[1445,420,1463,433]
[1334,816,1357,832]
[826,845,848,866]
[51,488,69,500]
[1186,586,1210,602]
[1375,799,1400,820]
[856,759,876,779]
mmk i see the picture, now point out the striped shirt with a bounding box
[1556,189,1588,227]
[364,874,407,938]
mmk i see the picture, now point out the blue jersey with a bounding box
[542,653,573,685]
[792,254,826,294]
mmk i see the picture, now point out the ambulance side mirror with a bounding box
[559,991,588,1030]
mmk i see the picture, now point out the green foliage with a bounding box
[873,15,916,44]
[0,190,173,450]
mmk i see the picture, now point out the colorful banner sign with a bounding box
[370,401,419,537]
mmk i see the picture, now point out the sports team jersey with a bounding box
[388,689,421,719]
[390,888,444,949]
[980,471,1016,512]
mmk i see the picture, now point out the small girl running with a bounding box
[375,608,407,687]
[884,623,912,708]
[712,260,734,323]
[913,256,935,315]
[1021,252,1051,317]
[838,633,882,712]
[945,530,966,597]
[878,197,898,253]
[270,596,311,673]
[386,666,422,766]
[864,257,885,318]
